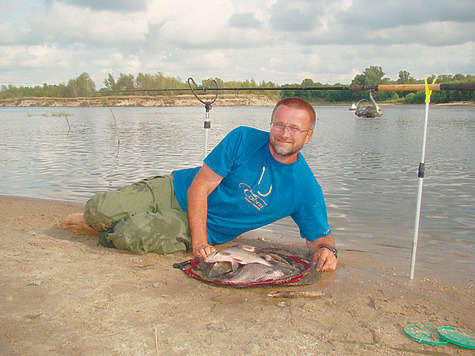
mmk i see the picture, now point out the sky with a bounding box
[1,0,474,88]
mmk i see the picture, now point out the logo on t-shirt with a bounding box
[239,166,272,211]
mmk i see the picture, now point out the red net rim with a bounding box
[181,253,314,287]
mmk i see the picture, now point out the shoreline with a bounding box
[0,95,473,108]
[4,194,473,287]
[1,195,473,354]
[0,94,276,108]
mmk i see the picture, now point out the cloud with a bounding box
[41,0,147,12]
[146,1,270,50]
[337,0,475,29]
[93,53,142,74]
[270,0,325,32]
[229,12,261,29]
[27,2,149,46]
[300,0,475,47]
[201,50,231,69]
[265,0,475,48]
[0,22,24,44]
[1,0,473,87]
[367,22,474,47]
[298,20,474,48]
[0,44,70,71]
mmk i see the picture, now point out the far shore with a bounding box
[0,95,473,108]
[0,94,276,108]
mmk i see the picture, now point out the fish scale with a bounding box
[226,263,285,284]
[204,244,273,271]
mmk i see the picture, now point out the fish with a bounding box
[267,290,325,298]
[204,244,273,271]
[226,263,285,285]
[174,244,313,287]
[207,261,233,278]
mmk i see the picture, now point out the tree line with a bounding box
[283,66,474,104]
[1,66,473,104]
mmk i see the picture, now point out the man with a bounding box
[59,97,337,272]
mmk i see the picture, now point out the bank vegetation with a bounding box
[1,66,473,107]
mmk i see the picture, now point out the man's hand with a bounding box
[306,236,338,272]
[193,244,217,259]
[312,247,337,272]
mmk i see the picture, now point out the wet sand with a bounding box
[0,195,473,355]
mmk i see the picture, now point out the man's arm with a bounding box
[306,235,338,272]
[187,163,223,258]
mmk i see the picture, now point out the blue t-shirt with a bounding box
[173,126,331,245]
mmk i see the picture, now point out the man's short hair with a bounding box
[271,97,316,129]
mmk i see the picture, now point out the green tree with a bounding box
[104,73,117,91]
[352,66,388,85]
[134,72,185,94]
[136,72,155,90]
[66,72,95,97]
[397,70,415,84]
[1,68,473,104]
[115,73,135,91]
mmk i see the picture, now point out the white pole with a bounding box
[204,110,210,159]
[187,78,217,161]
[410,78,434,280]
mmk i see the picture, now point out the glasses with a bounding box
[270,122,312,136]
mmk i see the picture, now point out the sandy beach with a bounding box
[0,195,473,355]
[0,94,276,108]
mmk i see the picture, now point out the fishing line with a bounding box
[104,99,121,187]
[64,114,71,136]
[106,100,121,156]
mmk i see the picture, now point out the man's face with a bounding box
[269,105,314,162]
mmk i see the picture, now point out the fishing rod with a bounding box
[98,82,474,94]
[351,82,475,92]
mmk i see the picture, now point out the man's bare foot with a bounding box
[57,212,98,235]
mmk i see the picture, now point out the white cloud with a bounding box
[229,12,261,29]
[146,0,271,50]
[0,0,473,87]
[0,22,24,44]
[270,0,325,32]
[27,2,149,46]
[0,44,70,69]
[147,1,231,46]
[92,53,143,78]
[48,0,148,12]
[201,50,231,69]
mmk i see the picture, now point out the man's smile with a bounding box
[275,137,293,145]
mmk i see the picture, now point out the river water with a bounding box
[0,105,473,279]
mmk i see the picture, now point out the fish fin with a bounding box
[231,261,239,271]
[240,245,256,252]
[262,253,272,261]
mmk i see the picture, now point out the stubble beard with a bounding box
[270,136,301,157]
